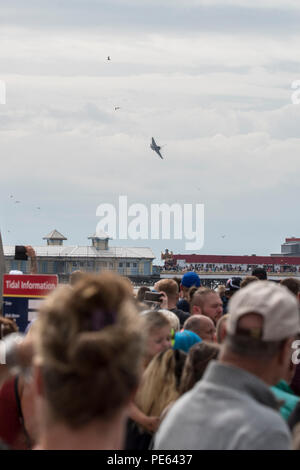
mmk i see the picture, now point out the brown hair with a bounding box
[69,270,84,286]
[34,272,144,428]
[190,287,214,311]
[136,286,151,302]
[155,279,179,299]
[188,286,198,302]
[217,285,226,297]
[240,276,259,289]
[179,342,220,395]
[280,278,300,297]
[216,314,229,344]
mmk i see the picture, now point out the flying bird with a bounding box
[15,200,20,204]
[114,106,120,111]
[150,137,164,159]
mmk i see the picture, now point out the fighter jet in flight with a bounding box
[150,137,163,159]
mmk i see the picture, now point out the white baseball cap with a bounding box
[227,281,300,341]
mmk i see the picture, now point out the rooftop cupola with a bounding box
[88,230,110,250]
[43,229,67,246]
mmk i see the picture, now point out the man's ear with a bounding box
[278,338,294,367]
[192,305,201,315]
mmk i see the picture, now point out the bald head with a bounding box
[184,314,216,342]
[216,314,228,344]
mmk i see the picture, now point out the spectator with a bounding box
[279,279,300,397]
[0,316,18,338]
[126,310,172,449]
[141,311,172,368]
[154,279,190,327]
[216,285,226,298]
[280,278,300,301]
[69,270,84,286]
[190,288,223,326]
[179,342,220,395]
[173,330,201,354]
[177,272,201,313]
[216,314,229,344]
[183,315,216,342]
[136,286,151,303]
[9,246,37,275]
[31,272,144,450]
[188,286,198,303]
[252,267,267,280]
[271,361,300,421]
[222,277,241,313]
[0,325,36,449]
[155,281,299,450]
[135,349,186,420]
[159,310,180,334]
[172,277,181,292]
[240,276,259,289]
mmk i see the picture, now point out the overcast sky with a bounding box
[1,0,300,262]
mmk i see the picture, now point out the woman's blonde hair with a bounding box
[158,309,180,332]
[135,348,186,417]
[34,272,144,428]
[141,310,171,336]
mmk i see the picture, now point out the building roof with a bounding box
[88,231,110,240]
[43,229,67,240]
[173,254,300,266]
[4,245,155,260]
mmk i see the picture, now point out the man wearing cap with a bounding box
[155,281,298,450]
[222,276,241,313]
[177,272,201,313]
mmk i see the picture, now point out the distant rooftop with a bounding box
[43,229,67,240]
[3,245,155,259]
[88,231,110,240]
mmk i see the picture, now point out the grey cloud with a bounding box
[2,1,300,35]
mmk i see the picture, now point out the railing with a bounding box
[160,269,300,277]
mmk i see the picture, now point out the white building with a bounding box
[4,229,156,281]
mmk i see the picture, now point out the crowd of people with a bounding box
[161,262,300,274]
[0,266,300,450]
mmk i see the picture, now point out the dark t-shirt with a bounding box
[170,307,190,328]
[291,363,300,396]
[176,299,190,314]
